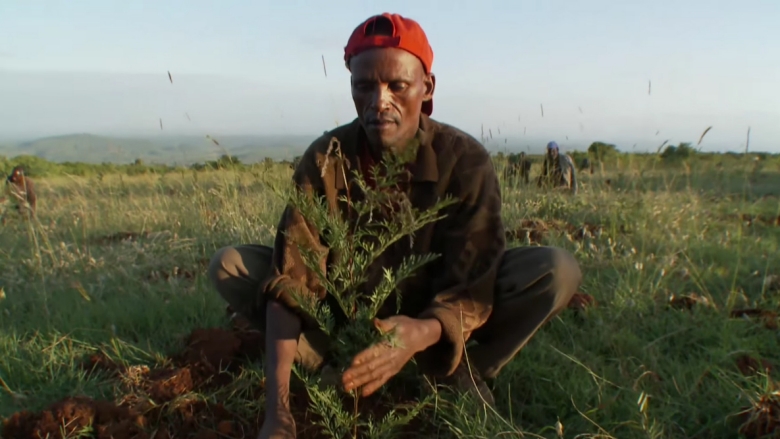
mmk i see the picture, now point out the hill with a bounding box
[0,131,598,166]
[7,134,157,164]
[0,133,317,165]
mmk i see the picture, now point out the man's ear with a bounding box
[423,73,435,102]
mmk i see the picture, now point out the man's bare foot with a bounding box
[257,406,296,439]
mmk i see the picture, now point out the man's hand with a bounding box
[342,315,442,397]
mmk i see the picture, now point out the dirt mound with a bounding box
[736,355,773,377]
[5,326,269,439]
[737,391,780,439]
[2,396,249,439]
[3,396,147,439]
[84,327,264,390]
[83,324,262,376]
[667,293,712,311]
[83,351,124,375]
[731,308,779,330]
[4,314,367,439]
[3,316,439,439]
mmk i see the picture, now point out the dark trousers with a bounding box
[208,244,581,379]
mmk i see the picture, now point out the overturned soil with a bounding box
[730,308,779,330]
[4,325,266,439]
[736,355,773,377]
[667,292,712,311]
[2,312,428,439]
[737,391,780,439]
[2,397,148,439]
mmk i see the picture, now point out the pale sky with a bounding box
[1,0,779,152]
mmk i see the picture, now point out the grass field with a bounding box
[2,155,780,438]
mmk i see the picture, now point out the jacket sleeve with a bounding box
[415,143,506,377]
[260,148,330,327]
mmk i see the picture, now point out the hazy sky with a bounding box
[1,0,779,152]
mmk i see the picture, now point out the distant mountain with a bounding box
[0,133,317,165]
[7,134,157,164]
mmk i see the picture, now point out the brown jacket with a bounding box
[261,115,506,377]
[539,153,577,195]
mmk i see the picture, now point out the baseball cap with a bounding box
[344,13,434,116]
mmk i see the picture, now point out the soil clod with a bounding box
[5,325,266,439]
[736,355,773,377]
[668,293,711,310]
[2,396,147,439]
[730,308,779,330]
[738,392,780,439]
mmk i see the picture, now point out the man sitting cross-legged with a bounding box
[208,12,582,439]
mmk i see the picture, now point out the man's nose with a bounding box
[369,85,392,111]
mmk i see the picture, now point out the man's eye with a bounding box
[390,83,408,92]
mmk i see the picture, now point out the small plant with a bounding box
[275,136,457,438]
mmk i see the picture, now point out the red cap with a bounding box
[344,13,434,116]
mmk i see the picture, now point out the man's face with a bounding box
[7,168,22,184]
[350,48,434,151]
[548,148,558,159]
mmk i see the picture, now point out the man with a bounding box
[5,165,37,218]
[208,13,581,439]
[538,141,578,194]
[513,151,532,184]
[579,156,594,175]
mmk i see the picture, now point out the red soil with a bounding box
[738,392,780,439]
[731,308,779,330]
[736,354,773,377]
[2,314,425,439]
[3,326,264,439]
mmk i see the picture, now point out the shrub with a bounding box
[274,136,456,437]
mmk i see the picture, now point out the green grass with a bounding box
[2,155,780,438]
